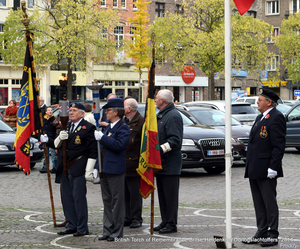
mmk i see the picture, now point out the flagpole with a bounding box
[225,0,232,247]
[21,1,57,227]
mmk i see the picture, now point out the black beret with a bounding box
[102,98,124,109]
[259,88,280,103]
[69,102,86,111]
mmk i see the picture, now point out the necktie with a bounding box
[252,114,263,133]
[70,123,75,134]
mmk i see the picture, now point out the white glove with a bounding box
[93,168,99,179]
[94,130,104,140]
[267,168,277,179]
[85,158,96,182]
[54,130,68,148]
[40,134,48,143]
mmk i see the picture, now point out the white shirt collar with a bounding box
[261,107,273,120]
[110,119,121,129]
[71,118,83,130]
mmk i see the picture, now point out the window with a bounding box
[266,55,279,71]
[266,1,279,14]
[28,0,34,8]
[113,0,117,8]
[133,0,137,9]
[0,87,8,105]
[245,11,256,18]
[101,28,108,40]
[121,0,125,8]
[0,79,8,84]
[175,4,184,14]
[155,3,165,17]
[0,0,6,7]
[12,79,21,85]
[267,27,280,43]
[127,81,137,86]
[292,0,300,14]
[13,0,20,10]
[114,26,124,48]
[100,0,105,7]
[115,81,125,86]
[130,26,136,41]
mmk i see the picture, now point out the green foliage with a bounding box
[150,0,272,99]
[127,0,151,75]
[276,11,300,82]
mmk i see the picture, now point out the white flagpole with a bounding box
[224,0,232,248]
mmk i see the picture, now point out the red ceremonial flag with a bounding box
[137,61,162,198]
[14,32,42,175]
[233,0,255,15]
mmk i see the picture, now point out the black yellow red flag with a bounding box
[137,61,162,198]
[14,32,42,175]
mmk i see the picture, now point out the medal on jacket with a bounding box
[260,126,268,138]
[74,135,81,144]
[107,132,112,137]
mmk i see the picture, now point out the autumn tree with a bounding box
[150,0,272,100]
[127,0,151,102]
[0,0,119,100]
[276,11,300,83]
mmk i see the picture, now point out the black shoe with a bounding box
[260,238,278,247]
[130,220,142,228]
[39,168,47,173]
[242,236,265,244]
[107,236,120,242]
[73,230,89,237]
[153,224,165,231]
[98,235,109,240]
[50,168,57,174]
[57,229,77,235]
[159,227,177,234]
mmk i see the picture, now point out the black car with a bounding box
[0,120,44,168]
[285,102,300,151]
[138,104,226,174]
[177,106,251,162]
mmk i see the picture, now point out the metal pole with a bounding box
[225,0,232,247]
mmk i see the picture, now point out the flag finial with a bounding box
[21,0,30,30]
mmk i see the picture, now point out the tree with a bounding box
[0,0,119,100]
[127,0,151,102]
[276,11,300,83]
[150,0,272,100]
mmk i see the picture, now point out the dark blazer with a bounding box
[100,119,130,175]
[48,119,97,180]
[124,111,144,177]
[245,107,286,179]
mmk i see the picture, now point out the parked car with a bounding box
[0,120,44,168]
[285,102,300,151]
[252,104,291,116]
[235,96,283,104]
[177,106,251,162]
[181,101,257,126]
[138,104,226,174]
[282,100,300,107]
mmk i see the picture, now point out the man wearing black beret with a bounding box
[243,88,286,247]
[44,102,97,237]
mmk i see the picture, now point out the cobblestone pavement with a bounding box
[1,148,300,249]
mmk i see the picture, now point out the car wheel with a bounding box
[203,166,225,174]
[30,163,36,169]
[296,147,300,152]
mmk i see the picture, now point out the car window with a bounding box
[287,105,300,122]
[245,99,256,104]
[235,99,245,102]
[276,104,291,114]
[178,111,195,125]
[0,120,14,132]
[232,105,256,114]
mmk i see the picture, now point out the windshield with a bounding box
[276,104,291,114]
[189,109,241,126]
[231,105,256,114]
[0,120,14,132]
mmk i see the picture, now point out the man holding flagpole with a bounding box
[154,89,183,234]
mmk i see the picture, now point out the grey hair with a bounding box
[107,93,116,99]
[125,98,138,111]
[112,107,124,118]
[265,97,278,107]
[158,89,174,104]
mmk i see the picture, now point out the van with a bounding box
[235,96,283,104]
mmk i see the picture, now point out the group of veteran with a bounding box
[39,89,184,242]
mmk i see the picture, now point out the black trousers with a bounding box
[125,176,143,224]
[156,174,180,229]
[249,178,279,238]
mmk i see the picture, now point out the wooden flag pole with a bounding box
[21,0,57,227]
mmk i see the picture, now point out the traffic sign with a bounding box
[294,90,300,96]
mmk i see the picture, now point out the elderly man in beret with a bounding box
[41,102,97,237]
[243,89,286,247]
[94,98,130,242]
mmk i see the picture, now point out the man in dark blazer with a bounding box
[94,98,130,242]
[243,88,286,247]
[53,102,97,237]
[123,98,144,228]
